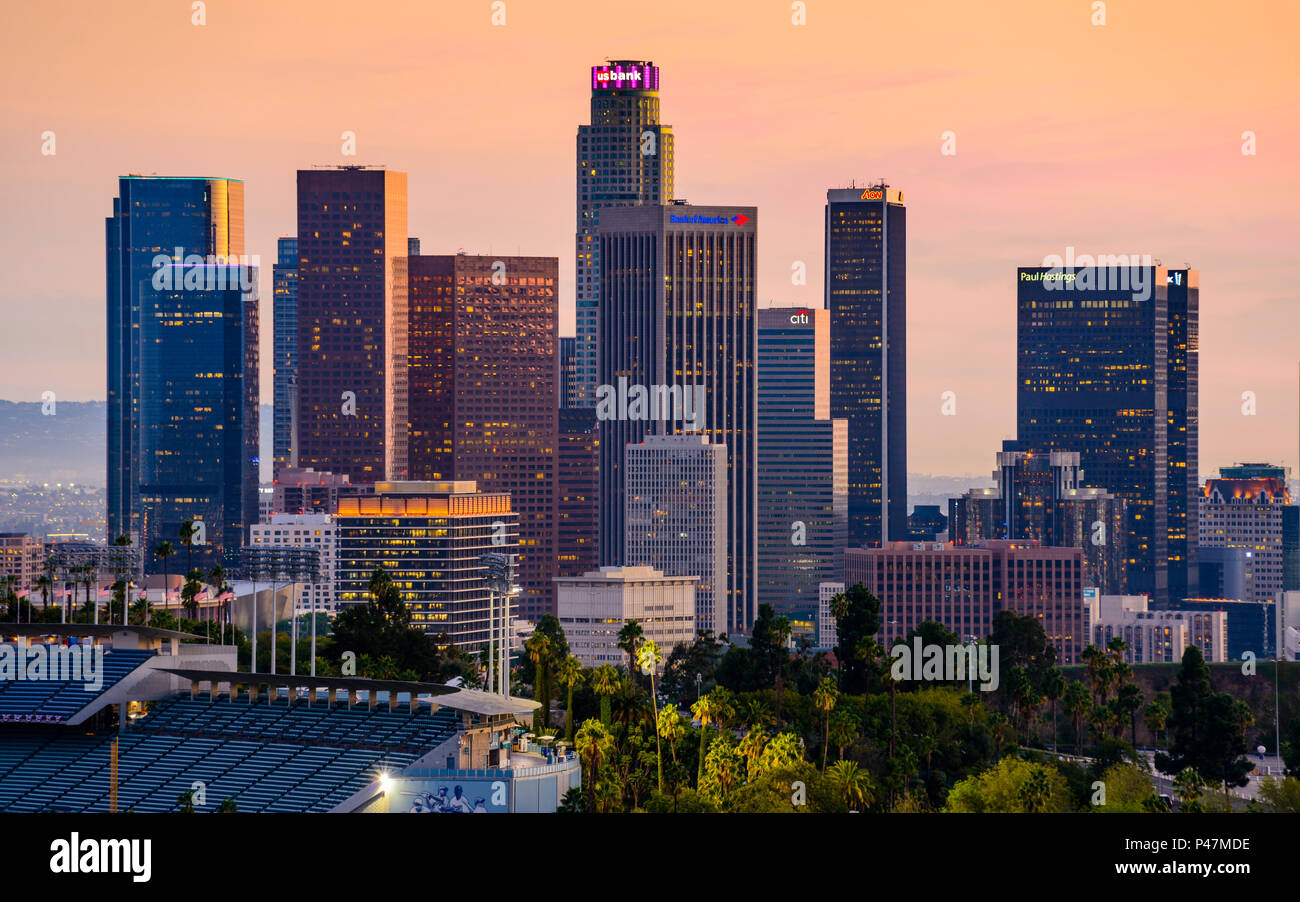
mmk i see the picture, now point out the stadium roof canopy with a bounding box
[0,623,202,641]
[157,668,541,715]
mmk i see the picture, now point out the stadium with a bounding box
[0,624,580,813]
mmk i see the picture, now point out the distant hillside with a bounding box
[0,400,105,485]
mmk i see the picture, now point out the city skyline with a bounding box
[3,0,1297,480]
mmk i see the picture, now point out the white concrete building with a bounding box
[624,434,726,634]
[1088,593,1228,663]
[817,581,844,649]
[249,513,337,615]
[555,566,697,670]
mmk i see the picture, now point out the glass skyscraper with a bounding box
[106,176,257,573]
[1166,269,1200,602]
[272,236,298,476]
[406,254,559,621]
[756,307,847,620]
[295,166,408,484]
[575,60,674,408]
[826,185,907,548]
[597,203,757,633]
[1017,264,1181,600]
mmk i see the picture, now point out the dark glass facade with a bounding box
[597,204,758,632]
[1017,265,1169,599]
[295,167,408,484]
[826,186,907,547]
[272,236,298,476]
[407,254,559,621]
[1166,269,1199,601]
[755,307,846,620]
[136,266,259,573]
[106,175,251,571]
[557,406,600,579]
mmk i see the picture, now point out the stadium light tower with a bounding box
[480,553,517,697]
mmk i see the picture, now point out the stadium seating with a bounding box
[0,692,461,813]
[0,647,155,722]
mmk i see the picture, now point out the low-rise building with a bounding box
[555,566,697,670]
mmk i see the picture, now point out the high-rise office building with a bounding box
[950,444,1128,593]
[598,203,758,632]
[295,166,408,485]
[557,406,600,579]
[333,481,517,650]
[1017,264,1181,600]
[624,434,727,635]
[826,185,907,547]
[846,540,1088,664]
[407,254,559,621]
[272,236,298,476]
[756,306,847,618]
[107,175,247,552]
[0,533,44,593]
[559,336,579,408]
[1198,465,1290,605]
[1166,269,1199,601]
[574,60,674,407]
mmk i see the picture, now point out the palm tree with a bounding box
[742,698,773,731]
[1042,667,1066,754]
[555,655,583,742]
[525,632,554,730]
[0,574,17,620]
[657,703,684,764]
[35,573,52,615]
[575,719,612,813]
[208,563,228,643]
[617,619,643,681]
[691,693,715,787]
[637,638,664,792]
[181,569,203,621]
[1063,680,1091,755]
[179,519,198,576]
[813,676,839,772]
[80,564,96,624]
[155,541,175,615]
[826,759,874,812]
[738,726,768,781]
[591,664,619,726]
[1144,698,1170,750]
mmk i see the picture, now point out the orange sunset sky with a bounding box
[1,0,1297,478]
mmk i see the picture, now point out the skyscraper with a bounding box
[559,336,579,408]
[1017,263,1171,599]
[574,60,674,408]
[272,236,298,476]
[826,185,907,547]
[106,175,257,570]
[407,254,559,621]
[597,203,758,632]
[557,406,600,579]
[1198,465,1290,605]
[334,481,517,651]
[756,306,847,619]
[295,166,408,485]
[624,434,726,635]
[1166,269,1200,601]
